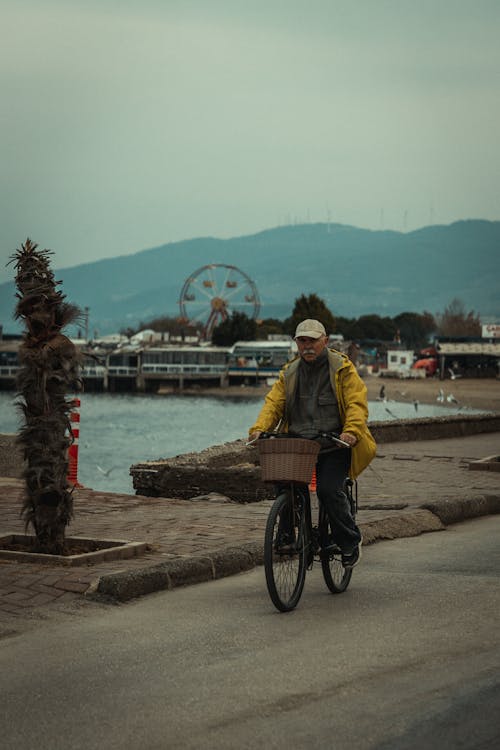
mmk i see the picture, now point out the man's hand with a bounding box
[248,431,262,444]
[339,432,357,447]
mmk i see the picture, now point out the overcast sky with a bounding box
[1,0,499,281]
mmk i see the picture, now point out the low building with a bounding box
[139,345,229,390]
[436,337,500,379]
[227,340,297,384]
[384,349,415,377]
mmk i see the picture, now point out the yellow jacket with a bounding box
[249,348,377,478]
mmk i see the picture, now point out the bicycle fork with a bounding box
[295,487,316,569]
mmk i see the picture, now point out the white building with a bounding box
[385,349,414,375]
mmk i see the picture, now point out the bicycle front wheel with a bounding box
[264,491,307,612]
[319,508,353,594]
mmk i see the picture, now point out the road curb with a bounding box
[91,495,500,603]
[360,509,445,545]
[94,542,265,603]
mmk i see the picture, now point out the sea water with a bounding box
[0,391,480,495]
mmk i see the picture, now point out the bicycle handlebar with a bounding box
[317,432,351,448]
[247,431,351,449]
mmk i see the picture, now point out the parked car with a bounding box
[412,357,437,376]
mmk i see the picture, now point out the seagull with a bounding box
[385,406,398,419]
[97,465,116,477]
[413,400,419,411]
[437,388,445,403]
[379,385,386,400]
[446,394,458,405]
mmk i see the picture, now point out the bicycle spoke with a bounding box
[264,492,307,611]
[319,507,353,594]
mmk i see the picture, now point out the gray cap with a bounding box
[294,319,327,339]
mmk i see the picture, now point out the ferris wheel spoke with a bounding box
[220,283,242,301]
[183,299,212,317]
[188,279,216,301]
[184,294,212,308]
[219,266,234,297]
[186,302,212,315]
[205,266,223,297]
[187,306,212,323]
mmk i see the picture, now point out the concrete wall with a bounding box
[130,413,500,501]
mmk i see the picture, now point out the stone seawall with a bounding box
[130,413,500,502]
[369,413,500,442]
[2,413,499,490]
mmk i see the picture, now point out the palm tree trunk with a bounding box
[10,239,82,554]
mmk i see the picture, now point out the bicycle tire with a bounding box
[264,490,307,612]
[319,506,353,594]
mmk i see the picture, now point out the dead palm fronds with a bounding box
[9,239,83,554]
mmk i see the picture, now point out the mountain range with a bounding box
[1,220,498,336]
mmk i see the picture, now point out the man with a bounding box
[249,319,376,567]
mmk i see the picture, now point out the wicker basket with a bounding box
[257,437,320,483]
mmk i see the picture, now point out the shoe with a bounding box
[323,537,341,554]
[275,532,297,554]
[341,544,361,568]
[278,543,298,554]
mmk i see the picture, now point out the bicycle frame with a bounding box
[280,478,356,559]
[278,482,315,567]
[264,475,356,612]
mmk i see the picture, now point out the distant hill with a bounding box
[1,220,498,335]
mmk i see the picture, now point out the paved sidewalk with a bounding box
[0,433,499,618]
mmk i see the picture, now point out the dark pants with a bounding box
[316,448,361,553]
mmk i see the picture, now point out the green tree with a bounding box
[285,294,336,335]
[354,314,397,341]
[255,318,286,340]
[335,316,362,340]
[393,311,436,349]
[436,298,481,337]
[212,311,257,346]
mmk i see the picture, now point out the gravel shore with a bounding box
[363,374,500,412]
[176,375,500,413]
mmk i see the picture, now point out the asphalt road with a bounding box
[1,517,499,750]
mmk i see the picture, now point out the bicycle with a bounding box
[256,432,358,612]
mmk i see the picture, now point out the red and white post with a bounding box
[309,467,317,493]
[67,397,83,488]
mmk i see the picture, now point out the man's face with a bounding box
[295,335,328,362]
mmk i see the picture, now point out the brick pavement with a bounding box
[0,432,498,618]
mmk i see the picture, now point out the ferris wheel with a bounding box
[179,264,260,339]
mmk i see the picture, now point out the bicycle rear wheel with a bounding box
[319,507,353,594]
[264,490,307,612]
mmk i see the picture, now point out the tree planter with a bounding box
[0,533,147,566]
